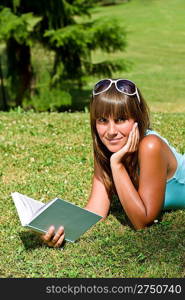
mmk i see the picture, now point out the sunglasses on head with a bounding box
[92,79,140,103]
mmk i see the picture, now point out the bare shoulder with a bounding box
[138,134,163,157]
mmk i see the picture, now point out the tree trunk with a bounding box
[6,38,33,107]
[0,57,8,111]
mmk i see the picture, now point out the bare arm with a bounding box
[110,126,167,229]
[85,160,111,219]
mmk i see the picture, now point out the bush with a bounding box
[23,88,72,112]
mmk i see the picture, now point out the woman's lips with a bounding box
[106,137,123,144]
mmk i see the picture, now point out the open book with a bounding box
[11,192,102,242]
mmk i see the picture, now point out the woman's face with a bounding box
[96,116,135,153]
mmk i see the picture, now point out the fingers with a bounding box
[132,123,140,151]
[53,231,65,248]
[128,123,139,152]
[52,226,65,248]
[41,225,55,243]
[41,225,65,248]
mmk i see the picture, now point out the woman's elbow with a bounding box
[132,222,147,230]
[131,214,156,230]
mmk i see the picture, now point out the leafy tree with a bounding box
[0,5,42,106]
[0,0,127,110]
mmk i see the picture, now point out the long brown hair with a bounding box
[90,82,151,198]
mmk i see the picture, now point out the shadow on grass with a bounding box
[110,195,134,228]
[110,195,170,229]
[19,232,43,250]
[19,231,67,250]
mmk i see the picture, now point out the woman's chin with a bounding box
[107,145,123,153]
[102,139,127,153]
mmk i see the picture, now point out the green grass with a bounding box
[88,0,185,112]
[0,111,184,278]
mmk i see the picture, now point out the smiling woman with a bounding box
[96,117,135,152]
[41,78,185,248]
[89,79,150,197]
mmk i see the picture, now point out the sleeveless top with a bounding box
[145,130,185,210]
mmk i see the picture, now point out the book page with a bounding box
[11,192,45,226]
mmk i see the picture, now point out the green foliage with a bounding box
[0,8,42,45]
[45,25,91,48]
[90,19,127,52]
[45,19,126,80]
[0,0,127,109]
[45,19,126,53]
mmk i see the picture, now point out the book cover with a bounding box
[11,192,102,242]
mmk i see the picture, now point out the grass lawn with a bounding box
[0,0,185,278]
[88,0,185,112]
[0,110,184,278]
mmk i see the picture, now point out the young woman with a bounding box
[41,78,185,247]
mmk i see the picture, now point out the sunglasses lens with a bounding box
[117,80,136,94]
[94,79,111,94]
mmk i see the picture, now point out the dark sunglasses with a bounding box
[92,79,140,103]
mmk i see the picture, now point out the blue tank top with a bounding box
[145,130,185,210]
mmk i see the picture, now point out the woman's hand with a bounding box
[110,122,139,166]
[41,225,65,248]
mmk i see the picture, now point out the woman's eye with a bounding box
[97,118,107,123]
[116,118,125,123]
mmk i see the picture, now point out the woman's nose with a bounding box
[107,121,118,136]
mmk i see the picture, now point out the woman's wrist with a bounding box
[110,156,124,169]
[110,149,127,167]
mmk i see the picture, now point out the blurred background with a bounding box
[0,0,185,113]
